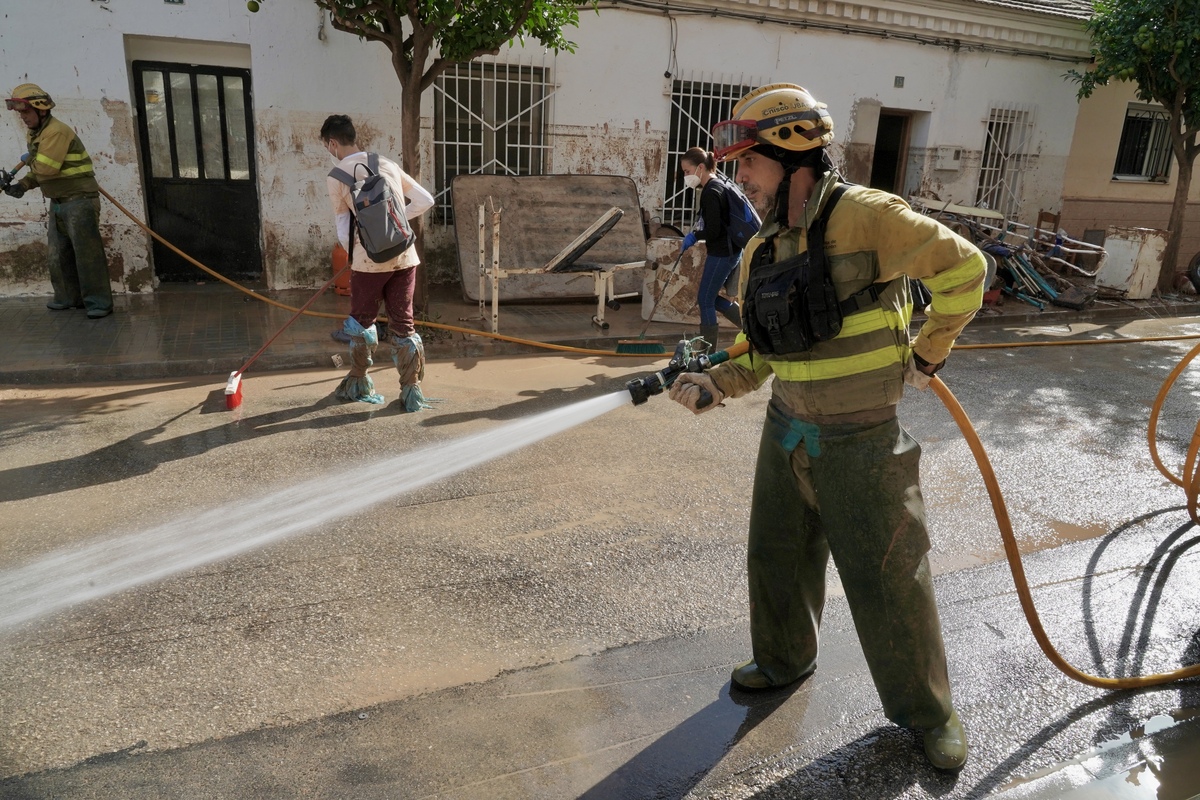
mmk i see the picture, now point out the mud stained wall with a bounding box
[552,122,667,217]
[0,0,1092,297]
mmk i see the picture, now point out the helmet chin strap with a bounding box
[773,166,799,227]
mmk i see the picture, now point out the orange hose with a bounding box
[932,367,1200,689]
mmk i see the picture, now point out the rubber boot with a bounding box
[699,324,720,354]
[335,322,385,404]
[731,659,814,691]
[923,708,968,771]
[720,302,742,329]
[389,331,430,412]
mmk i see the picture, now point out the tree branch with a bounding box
[418,0,537,92]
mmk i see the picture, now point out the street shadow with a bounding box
[577,680,800,800]
[967,679,1200,799]
[0,389,411,503]
[737,724,956,799]
[0,380,200,442]
[1079,508,1199,680]
[965,508,1200,797]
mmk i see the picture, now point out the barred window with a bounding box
[1113,105,1172,181]
[975,104,1034,220]
[433,59,553,224]
[664,75,758,230]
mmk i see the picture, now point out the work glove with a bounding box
[680,231,698,251]
[3,182,25,199]
[903,353,943,391]
[669,372,724,414]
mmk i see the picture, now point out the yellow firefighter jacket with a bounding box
[710,172,985,419]
[18,115,101,200]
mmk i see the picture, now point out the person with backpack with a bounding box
[667,84,985,773]
[321,114,434,410]
[677,147,754,352]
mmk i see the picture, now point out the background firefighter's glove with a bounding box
[669,372,723,414]
[680,231,698,251]
[3,182,26,199]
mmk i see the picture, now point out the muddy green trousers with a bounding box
[746,401,953,729]
[48,195,113,315]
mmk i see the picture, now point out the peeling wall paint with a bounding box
[0,0,1092,297]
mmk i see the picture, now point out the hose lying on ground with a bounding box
[932,340,1200,689]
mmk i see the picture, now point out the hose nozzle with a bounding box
[625,339,749,406]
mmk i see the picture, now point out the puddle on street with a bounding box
[1044,520,1111,547]
[995,708,1200,798]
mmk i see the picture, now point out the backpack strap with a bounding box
[328,165,355,187]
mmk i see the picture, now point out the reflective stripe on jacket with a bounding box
[20,115,101,199]
[712,172,985,419]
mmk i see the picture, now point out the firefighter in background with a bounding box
[3,83,113,319]
[669,84,985,772]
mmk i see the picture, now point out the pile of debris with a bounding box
[912,199,1102,311]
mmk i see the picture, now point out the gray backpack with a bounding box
[328,153,415,263]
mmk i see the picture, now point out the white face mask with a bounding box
[326,143,340,164]
[683,173,701,190]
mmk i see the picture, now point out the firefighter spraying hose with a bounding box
[620,81,1200,774]
[624,337,1200,698]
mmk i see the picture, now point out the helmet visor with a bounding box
[712,119,759,161]
[5,98,31,112]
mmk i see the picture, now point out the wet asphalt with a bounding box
[2,313,1200,799]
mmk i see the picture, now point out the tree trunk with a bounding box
[1158,156,1193,294]
[400,79,428,313]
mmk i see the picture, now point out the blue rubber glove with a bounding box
[681,231,698,251]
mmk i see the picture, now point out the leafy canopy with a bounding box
[1069,0,1200,130]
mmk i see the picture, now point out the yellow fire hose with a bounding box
[98,185,1200,689]
[932,339,1200,689]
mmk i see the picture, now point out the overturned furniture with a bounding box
[451,174,648,333]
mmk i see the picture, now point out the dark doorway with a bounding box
[869,112,910,194]
[132,61,262,282]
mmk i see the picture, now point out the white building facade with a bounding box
[0,0,1091,296]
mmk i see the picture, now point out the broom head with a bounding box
[225,371,243,409]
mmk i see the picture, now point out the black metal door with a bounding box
[133,61,262,281]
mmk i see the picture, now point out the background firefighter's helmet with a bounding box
[7,83,55,112]
[712,83,833,162]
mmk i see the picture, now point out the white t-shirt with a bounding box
[326,151,435,273]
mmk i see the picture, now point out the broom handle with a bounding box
[236,264,352,376]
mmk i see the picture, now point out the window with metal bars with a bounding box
[664,77,756,230]
[1113,105,1172,181]
[432,59,552,225]
[975,105,1034,220]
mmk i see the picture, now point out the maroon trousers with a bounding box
[349,267,416,337]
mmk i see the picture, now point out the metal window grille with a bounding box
[433,55,554,225]
[664,73,760,230]
[975,103,1035,220]
[1113,105,1172,181]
